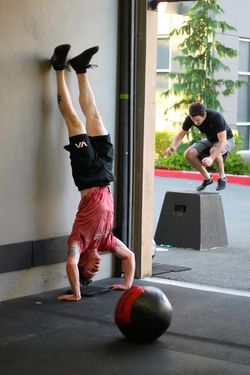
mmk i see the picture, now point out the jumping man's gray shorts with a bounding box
[191,137,235,156]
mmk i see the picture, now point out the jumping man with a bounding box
[167,102,235,191]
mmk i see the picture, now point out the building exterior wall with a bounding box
[220,0,250,149]
[0,0,118,300]
[156,0,250,148]
[219,0,250,36]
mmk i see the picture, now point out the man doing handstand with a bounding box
[51,44,135,302]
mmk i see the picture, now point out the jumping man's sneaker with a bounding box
[216,177,227,191]
[51,44,71,70]
[69,46,99,74]
[196,176,214,191]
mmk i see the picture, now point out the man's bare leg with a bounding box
[214,154,227,190]
[184,147,214,191]
[51,46,87,301]
[77,73,108,136]
[184,147,211,179]
[54,72,85,301]
[214,154,226,179]
[55,70,86,136]
[51,43,85,136]
[68,46,107,136]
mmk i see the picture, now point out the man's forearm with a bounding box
[171,135,183,150]
[173,135,183,149]
[66,261,81,299]
[122,253,135,289]
[210,141,226,161]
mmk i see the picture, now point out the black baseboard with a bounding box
[0,236,68,274]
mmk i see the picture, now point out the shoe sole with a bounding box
[69,46,99,71]
[51,44,71,70]
[196,178,213,191]
[216,186,226,191]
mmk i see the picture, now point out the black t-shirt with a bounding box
[182,109,233,143]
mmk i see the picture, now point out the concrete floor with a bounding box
[1,177,250,374]
[1,278,250,375]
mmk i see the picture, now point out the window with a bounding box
[157,37,170,72]
[155,9,187,130]
[156,36,171,94]
[156,36,171,129]
[237,38,250,149]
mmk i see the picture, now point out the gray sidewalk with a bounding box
[153,176,250,291]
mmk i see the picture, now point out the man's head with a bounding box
[78,249,101,282]
[188,102,207,126]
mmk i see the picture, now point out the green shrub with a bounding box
[155,130,250,175]
[155,131,174,158]
[155,153,192,171]
[154,131,192,170]
[224,153,250,175]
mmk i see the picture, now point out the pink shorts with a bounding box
[68,186,117,256]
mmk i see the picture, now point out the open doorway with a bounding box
[151,2,250,292]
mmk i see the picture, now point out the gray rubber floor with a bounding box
[153,176,250,291]
[1,177,249,374]
[1,278,250,375]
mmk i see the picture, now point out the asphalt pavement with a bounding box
[153,176,250,291]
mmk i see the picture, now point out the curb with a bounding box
[154,169,250,186]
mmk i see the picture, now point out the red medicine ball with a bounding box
[114,285,173,343]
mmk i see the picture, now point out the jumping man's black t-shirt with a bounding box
[182,109,233,143]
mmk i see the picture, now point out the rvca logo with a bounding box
[75,141,88,148]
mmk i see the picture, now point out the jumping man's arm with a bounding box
[210,131,227,160]
[166,129,188,155]
[202,131,227,167]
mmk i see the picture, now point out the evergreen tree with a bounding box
[163,0,243,115]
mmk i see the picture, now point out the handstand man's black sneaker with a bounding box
[216,177,227,191]
[69,46,99,74]
[51,44,71,71]
[196,176,213,191]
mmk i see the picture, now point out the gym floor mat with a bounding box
[153,262,191,275]
[66,284,112,297]
[1,278,250,375]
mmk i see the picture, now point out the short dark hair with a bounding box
[189,102,206,117]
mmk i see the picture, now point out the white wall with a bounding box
[219,0,250,38]
[0,253,113,302]
[216,0,250,126]
[0,0,117,244]
[0,0,118,299]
